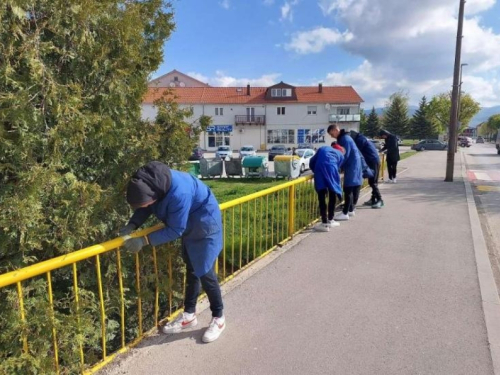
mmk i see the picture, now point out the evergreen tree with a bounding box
[410,96,434,140]
[359,109,368,134]
[366,107,381,137]
[383,92,410,137]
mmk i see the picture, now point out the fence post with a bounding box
[380,154,385,181]
[288,184,296,237]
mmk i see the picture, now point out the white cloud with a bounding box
[285,27,353,54]
[187,71,281,87]
[219,0,230,9]
[263,0,275,5]
[280,1,298,22]
[302,0,500,107]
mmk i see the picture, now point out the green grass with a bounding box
[400,150,417,160]
[401,139,418,146]
[204,178,285,203]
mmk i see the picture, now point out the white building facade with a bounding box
[142,82,363,151]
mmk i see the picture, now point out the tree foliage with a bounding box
[0,1,211,372]
[409,96,435,140]
[359,108,368,134]
[427,92,481,134]
[365,107,381,137]
[479,114,500,138]
[382,92,410,137]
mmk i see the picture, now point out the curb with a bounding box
[461,151,500,375]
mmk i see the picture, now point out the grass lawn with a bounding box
[204,178,285,203]
[401,139,418,146]
[400,150,418,160]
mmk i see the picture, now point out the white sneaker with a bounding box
[160,312,197,334]
[388,179,393,183]
[202,316,226,343]
[315,223,330,232]
[327,220,340,227]
[334,213,349,221]
[393,178,397,183]
[348,210,356,217]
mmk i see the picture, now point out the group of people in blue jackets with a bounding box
[117,126,398,343]
[309,124,389,232]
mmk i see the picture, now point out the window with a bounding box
[271,88,282,97]
[215,107,223,116]
[208,131,231,148]
[297,129,326,144]
[174,76,179,82]
[277,107,286,115]
[338,108,350,115]
[267,130,295,144]
[282,88,292,97]
[307,106,317,115]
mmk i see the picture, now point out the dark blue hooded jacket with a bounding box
[309,146,344,194]
[350,131,380,166]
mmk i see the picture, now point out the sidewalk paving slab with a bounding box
[102,151,495,375]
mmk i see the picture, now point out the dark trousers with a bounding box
[317,189,337,223]
[387,159,398,180]
[343,186,361,215]
[367,161,382,202]
[183,247,223,318]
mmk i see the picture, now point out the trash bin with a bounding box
[242,156,268,178]
[225,158,244,178]
[188,160,201,177]
[200,158,223,178]
[274,155,301,179]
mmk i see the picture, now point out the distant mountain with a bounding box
[362,105,500,128]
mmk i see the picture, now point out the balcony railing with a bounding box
[235,115,266,125]
[328,114,361,122]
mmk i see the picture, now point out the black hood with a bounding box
[126,161,172,207]
[379,129,391,137]
[338,129,347,139]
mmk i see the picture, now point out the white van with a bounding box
[496,132,500,155]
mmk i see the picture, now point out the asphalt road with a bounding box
[464,143,500,295]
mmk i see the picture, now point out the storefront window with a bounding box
[267,129,295,144]
[208,131,231,147]
[297,129,326,144]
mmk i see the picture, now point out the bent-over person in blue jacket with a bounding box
[310,145,345,232]
[119,161,225,343]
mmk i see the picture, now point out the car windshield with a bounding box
[241,147,254,151]
[218,146,230,151]
[296,150,306,157]
[271,146,285,151]
[298,144,310,148]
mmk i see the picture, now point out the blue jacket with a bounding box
[309,146,343,195]
[129,170,222,277]
[337,130,363,187]
[351,131,380,166]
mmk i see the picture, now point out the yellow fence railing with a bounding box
[0,175,319,375]
[0,154,385,375]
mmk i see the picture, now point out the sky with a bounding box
[155,0,500,109]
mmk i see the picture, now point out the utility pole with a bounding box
[445,0,466,182]
[455,63,468,153]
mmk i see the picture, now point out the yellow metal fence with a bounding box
[0,176,318,375]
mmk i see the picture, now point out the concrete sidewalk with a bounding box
[103,152,496,375]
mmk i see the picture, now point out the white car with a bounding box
[295,148,315,173]
[215,146,233,160]
[239,145,257,158]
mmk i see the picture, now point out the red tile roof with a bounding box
[143,86,363,105]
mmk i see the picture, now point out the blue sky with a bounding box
[156,0,500,109]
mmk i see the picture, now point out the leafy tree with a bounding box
[382,92,410,137]
[365,107,381,137]
[427,92,480,134]
[479,114,500,140]
[409,96,435,140]
[359,109,368,134]
[0,1,210,373]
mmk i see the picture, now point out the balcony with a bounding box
[235,115,266,125]
[328,114,361,122]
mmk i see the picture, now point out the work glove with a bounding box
[119,223,137,237]
[123,237,148,253]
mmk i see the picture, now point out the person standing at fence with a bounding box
[119,161,226,343]
[379,129,400,183]
[327,124,363,221]
[350,130,384,208]
[309,145,345,232]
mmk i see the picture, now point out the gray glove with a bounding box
[123,237,148,253]
[119,223,137,237]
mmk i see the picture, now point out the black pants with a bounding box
[183,247,223,318]
[387,159,398,180]
[317,189,337,223]
[343,186,361,214]
[367,161,382,202]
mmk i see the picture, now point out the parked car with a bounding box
[295,148,315,173]
[297,143,313,150]
[268,145,291,161]
[188,146,204,161]
[458,136,472,147]
[368,139,384,151]
[239,145,257,158]
[476,136,484,144]
[496,132,500,155]
[215,146,233,159]
[411,139,448,151]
